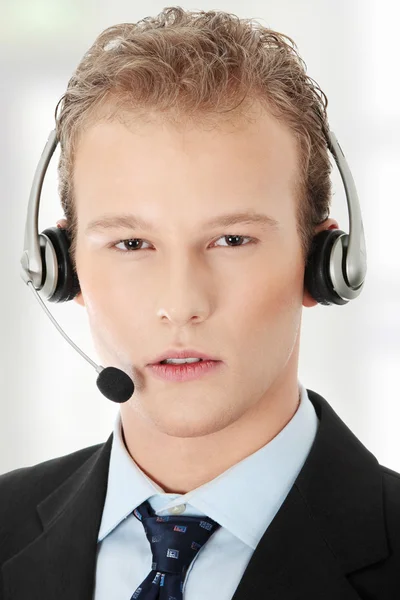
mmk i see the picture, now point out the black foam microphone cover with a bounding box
[96,366,135,403]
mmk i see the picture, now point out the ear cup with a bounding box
[304,229,348,306]
[39,226,81,302]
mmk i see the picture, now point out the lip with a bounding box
[149,348,219,365]
[147,359,223,382]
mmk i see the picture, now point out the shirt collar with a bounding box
[98,380,319,549]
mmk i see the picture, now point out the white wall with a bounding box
[1,0,399,474]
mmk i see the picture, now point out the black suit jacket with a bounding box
[1,388,399,599]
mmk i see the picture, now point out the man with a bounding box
[1,6,399,599]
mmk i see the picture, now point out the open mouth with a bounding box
[148,359,222,382]
[159,358,205,364]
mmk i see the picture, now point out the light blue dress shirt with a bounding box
[94,380,319,599]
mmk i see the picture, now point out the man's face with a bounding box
[72,105,326,437]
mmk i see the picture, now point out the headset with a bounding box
[19,127,367,403]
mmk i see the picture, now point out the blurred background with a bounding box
[1,0,399,474]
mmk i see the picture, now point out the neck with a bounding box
[119,373,301,495]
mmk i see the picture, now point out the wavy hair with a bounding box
[55,6,332,270]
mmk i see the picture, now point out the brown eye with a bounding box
[113,239,151,252]
[110,234,256,255]
[213,235,254,248]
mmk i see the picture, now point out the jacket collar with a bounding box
[98,381,319,550]
[2,389,388,600]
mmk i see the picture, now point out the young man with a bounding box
[1,7,399,599]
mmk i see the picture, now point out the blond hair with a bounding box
[55,6,332,270]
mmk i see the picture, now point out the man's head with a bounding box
[56,7,334,271]
[54,7,338,439]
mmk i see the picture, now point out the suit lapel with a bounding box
[231,389,389,599]
[232,483,366,599]
[2,432,113,600]
[2,389,390,600]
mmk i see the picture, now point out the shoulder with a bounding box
[381,464,400,481]
[376,464,400,572]
[381,463,400,500]
[381,464,400,520]
[0,441,108,568]
[0,442,102,519]
[348,463,400,590]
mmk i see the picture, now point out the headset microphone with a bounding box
[20,272,135,403]
[21,274,135,403]
[19,127,367,404]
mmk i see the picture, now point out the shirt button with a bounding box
[168,504,186,515]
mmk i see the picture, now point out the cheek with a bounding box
[74,254,131,345]
[84,284,145,347]
[229,253,302,321]
[225,257,303,356]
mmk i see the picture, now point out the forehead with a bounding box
[72,103,300,221]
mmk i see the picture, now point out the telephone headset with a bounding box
[19,126,367,404]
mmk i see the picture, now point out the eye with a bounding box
[110,234,257,254]
[112,238,151,252]
[212,235,255,248]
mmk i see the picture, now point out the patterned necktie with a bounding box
[131,499,221,599]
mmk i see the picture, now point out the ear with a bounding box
[302,287,319,308]
[302,218,340,308]
[73,291,85,307]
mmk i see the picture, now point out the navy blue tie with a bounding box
[130,499,221,599]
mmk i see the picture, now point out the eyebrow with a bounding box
[85,211,281,234]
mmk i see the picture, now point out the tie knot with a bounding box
[133,500,220,576]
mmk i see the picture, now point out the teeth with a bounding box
[161,358,203,364]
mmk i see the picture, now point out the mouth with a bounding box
[158,358,210,364]
[149,350,220,365]
[147,359,223,382]
[157,358,216,364]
